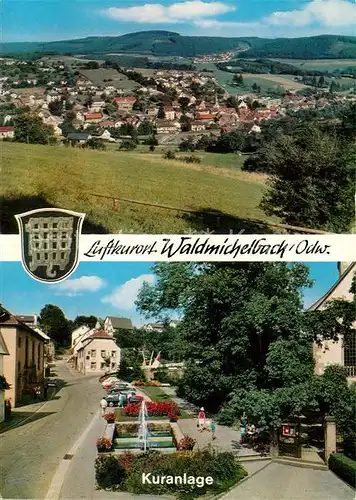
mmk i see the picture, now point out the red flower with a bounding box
[103,412,115,422]
[96,436,112,450]
[123,402,180,417]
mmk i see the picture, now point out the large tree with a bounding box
[259,124,355,232]
[38,304,71,347]
[73,315,98,329]
[136,263,356,426]
[14,114,56,145]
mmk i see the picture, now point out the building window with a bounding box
[17,360,21,373]
[100,362,106,370]
[344,331,356,366]
[111,351,116,358]
[91,362,96,370]
[32,340,35,364]
[91,350,96,357]
[18,336,22,348]
[101,350,106,358]
[25,337,29,366]
[37,344,41,369]
[86,355,90,360]
[111,362,116,369]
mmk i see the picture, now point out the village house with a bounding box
[195,112,215,124]
[103,316,133,334]
[156,120,181,134]
[164,106,175,120]
[84,112,103,124]
[76,330,121,375]
[113,96,136,112]
[0,330,10,423]
[310,262,356,383]
[71,325,91,348]
[67,132,92,146]
[0,310,46,407]
[191,121,206,132]
[15,315,55,363]
[0,126,15,139]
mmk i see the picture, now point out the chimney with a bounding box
[33,314,38,326]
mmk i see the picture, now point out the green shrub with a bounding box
[182,155,201,164]
[95,455,126,489]
[163,150,176,160]
[329,453,356,488]
[95,448,247,499]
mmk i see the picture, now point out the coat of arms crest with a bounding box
[15,208,85,283]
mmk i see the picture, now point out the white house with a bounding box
[71,325,91,348]
[310,262,356,383]
[76,330,120,374]
[0,330,10,423]
[104,317,133,334]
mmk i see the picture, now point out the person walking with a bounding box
[100,397,108,416]
[240,413,248,444]
[210,419,216,440]
[198,407,206,432]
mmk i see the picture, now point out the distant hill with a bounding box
[1,31,356,59]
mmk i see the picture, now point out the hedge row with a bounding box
[329,453,356,488]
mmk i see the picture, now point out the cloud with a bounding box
[104,1,235,24]
[55,275,107,296]
[265,0,356,27]
[102,274,155,310]
[195,0,356,36]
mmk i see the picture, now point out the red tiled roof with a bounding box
[87,329,112,339]
[113,97,136,103]
[197,113,214,120]
[84,113,103,120]
[0,126,14,132]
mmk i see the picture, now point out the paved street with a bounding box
[220,462,355,500]
[0,359,104,499]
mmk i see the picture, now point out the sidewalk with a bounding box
[219,462,355,500]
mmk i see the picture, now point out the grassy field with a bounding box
[242,74,308,90]
[1,142,271,234]
[271,59,356,71]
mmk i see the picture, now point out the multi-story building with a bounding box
[113,96,136,112]
[76,330,120,374]
[0,329,10,423]
[103,316,133,334]
[311,262,356,382]
[0,310,46,407]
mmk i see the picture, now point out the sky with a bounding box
[2,0,356,42]
[0,261,339,325]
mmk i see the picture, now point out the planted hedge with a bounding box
[95,448,247,499]
[329,453,356,488]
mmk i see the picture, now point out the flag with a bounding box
[151,352,161,369]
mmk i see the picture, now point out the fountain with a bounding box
[138,400,150,451]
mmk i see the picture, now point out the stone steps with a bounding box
[274,457,328,470]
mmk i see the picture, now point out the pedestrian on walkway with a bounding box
[210,419,216,440]
[240,413,248,444]
[198,407,206,432]
[100,397,108,416]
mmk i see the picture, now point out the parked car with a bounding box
[105,393,128,407]
[45,379,57,387]
[128,395,144,404]
[107,383,132,393]
[102,377,119,388]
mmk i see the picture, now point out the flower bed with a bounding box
[96,436,112,452]
[95,448,247,497]
[103,412,116,423]
[123,402,180,417]
[132,380,161,387]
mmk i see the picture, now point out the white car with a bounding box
[102,377,119,388]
